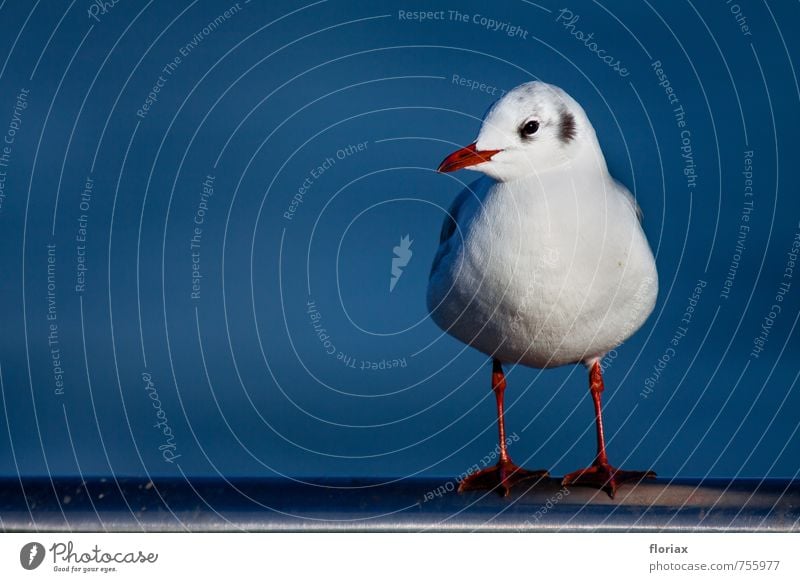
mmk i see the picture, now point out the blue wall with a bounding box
[0,0,797,481]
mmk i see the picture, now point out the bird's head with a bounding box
[437,81,598,182]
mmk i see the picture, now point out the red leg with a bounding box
[459,359,549,496]
[562,361,655,498]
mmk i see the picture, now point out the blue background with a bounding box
[0,0,797,482]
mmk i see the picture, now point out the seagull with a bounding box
[428,81,658,498]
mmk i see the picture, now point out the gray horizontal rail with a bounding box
[0,477,797,532]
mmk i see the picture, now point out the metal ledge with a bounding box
[0,477,797,532]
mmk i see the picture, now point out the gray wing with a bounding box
[438,187,471,244]
[431,178,487,277]
[438,177,488,244]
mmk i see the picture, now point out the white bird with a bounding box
[428,81,658,498]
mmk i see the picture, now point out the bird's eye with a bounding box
[520,120,540,137]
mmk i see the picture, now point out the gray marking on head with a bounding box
[559,110,576,143]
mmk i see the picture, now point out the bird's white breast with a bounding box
[428,171,658,368]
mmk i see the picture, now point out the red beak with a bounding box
[437,143,501,173]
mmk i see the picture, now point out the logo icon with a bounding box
[20,542,45,570]
[390,235,413,292]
